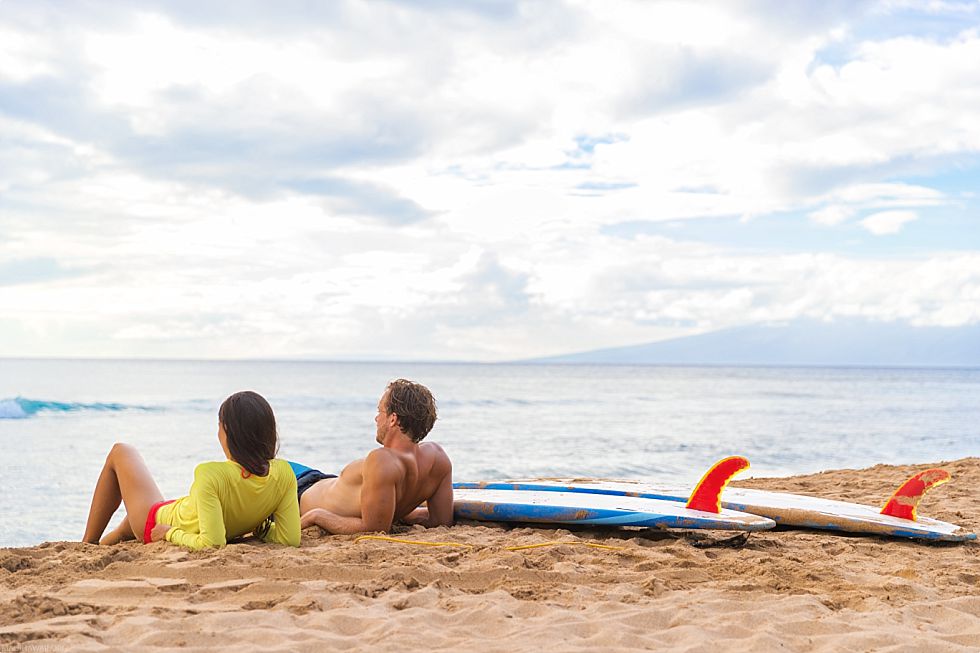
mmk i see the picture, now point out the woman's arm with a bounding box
[166,465,226,550]
[259,471,301,546]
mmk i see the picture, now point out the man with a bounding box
[291,379,453,534]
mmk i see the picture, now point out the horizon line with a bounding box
[1,355,978,372]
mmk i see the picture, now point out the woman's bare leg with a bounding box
[82,443,164,544]
[100,519,136,545]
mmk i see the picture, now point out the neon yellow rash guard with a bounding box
[155,458,300,550]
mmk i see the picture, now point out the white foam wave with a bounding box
[0,398,28,419]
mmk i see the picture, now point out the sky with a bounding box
[1,0,979,361]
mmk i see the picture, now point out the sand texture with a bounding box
[2,458,978,652]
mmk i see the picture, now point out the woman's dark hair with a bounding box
[219,391,278,477]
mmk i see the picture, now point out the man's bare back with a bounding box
[297,380,453,534]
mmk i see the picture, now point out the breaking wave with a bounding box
[0,397,150,419]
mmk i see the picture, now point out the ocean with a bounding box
[1,358,978,548]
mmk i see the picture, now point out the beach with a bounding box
[2,457,978,652]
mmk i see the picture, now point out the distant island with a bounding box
[525,320,980,367]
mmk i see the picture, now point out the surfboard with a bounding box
[454,460,976,542]
[452,488,776,531]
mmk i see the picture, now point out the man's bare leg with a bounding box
[82,443,164,544]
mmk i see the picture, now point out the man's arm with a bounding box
[424,466,454,527]
[402,457,453,528]
[300,507,374,534]
[301,451,400,535]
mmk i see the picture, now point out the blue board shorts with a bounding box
[289,461,337,503]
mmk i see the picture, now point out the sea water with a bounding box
[1,359,978,547]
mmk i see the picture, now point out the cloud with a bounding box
[0,6,558,217]
[446,251,531,323]
[860,210,919,234]
[808,205,854,226]
[620,47,774,116]
[807,183,944,226]
[2,1,980,360]
[0,65,440,202]
[286,178,434,225]
[92,0,526,34]
[523,239,980,345]
[747,0,876,28]
[0,258,90,286]
[830,183,945,206]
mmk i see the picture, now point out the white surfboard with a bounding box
[453,488,776,531]
[454,473,976,542]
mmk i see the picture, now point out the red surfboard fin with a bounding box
[880,469,951,521]
[686,456,751,513]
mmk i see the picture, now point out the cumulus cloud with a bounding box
[860,210,919,234]
[0,258,91,286]
[1,0,979,360]
[808,205,854,226]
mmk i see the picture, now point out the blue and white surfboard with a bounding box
[453,488,776,531]
[454,479,976,542]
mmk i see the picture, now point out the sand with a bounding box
[2,458,978,652]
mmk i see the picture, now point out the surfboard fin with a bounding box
[686,456,750,514]
[880,469,951,521]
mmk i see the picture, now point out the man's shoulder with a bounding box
[364,448,405,477]
[419,441,452,467]
[419,441,447,453]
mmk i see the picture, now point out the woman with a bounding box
[82,391,300,550]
